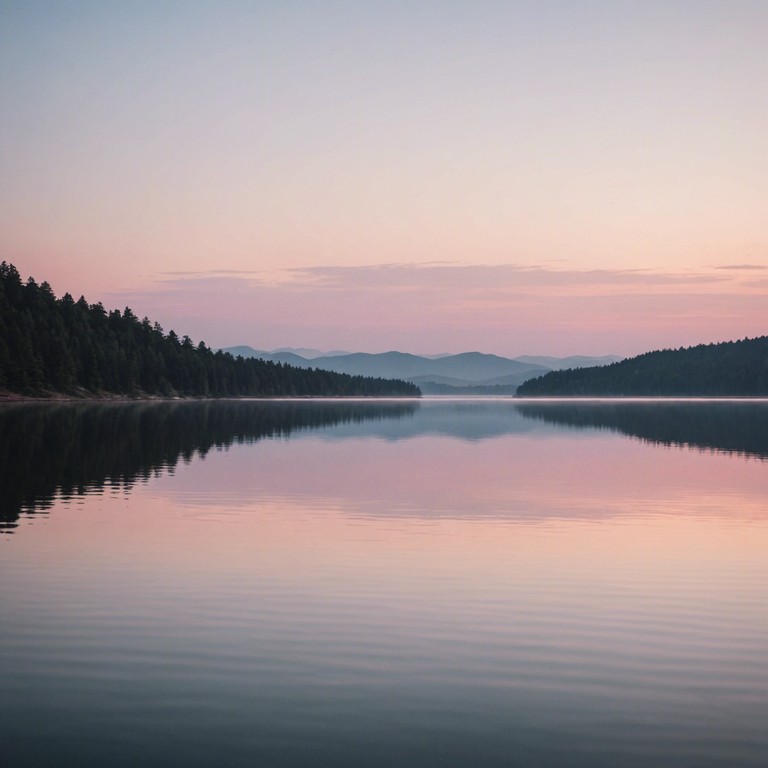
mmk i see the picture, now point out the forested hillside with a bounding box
[516,337,768,397]
[0,263,419,398]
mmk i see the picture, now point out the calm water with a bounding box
[1,399,767,767]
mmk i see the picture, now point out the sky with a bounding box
[1,0,766,356]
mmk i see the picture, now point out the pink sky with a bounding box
[1,2,766,356]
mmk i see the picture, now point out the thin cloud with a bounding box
[156,269,267,278]
[714,264,767,271]
[101,261,768,356]
[286,263,728,291]
[124,262,738,301]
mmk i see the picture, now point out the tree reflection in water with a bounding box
[0,400,417,531]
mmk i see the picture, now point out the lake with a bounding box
[1,398,767,767]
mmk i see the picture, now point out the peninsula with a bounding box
[0,263,420,399]
[516,337,768,397]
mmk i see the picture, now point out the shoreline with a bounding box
[0,389,198,403]
[3,390,768,405]
[0,390,422,404]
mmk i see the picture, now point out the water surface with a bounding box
[1,399,767,767]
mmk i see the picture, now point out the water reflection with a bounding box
[2,399,767,531]
[2,400,767,767]
[514,400,768,459]
[0,400,416,530]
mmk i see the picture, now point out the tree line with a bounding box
[0,262,420,398]
[516,337,768,397]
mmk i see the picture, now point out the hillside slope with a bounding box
[516,337,768,397]
[0,263,420,399]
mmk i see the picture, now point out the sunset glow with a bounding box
[1,1,765,355]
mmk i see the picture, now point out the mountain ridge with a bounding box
[221,346,622,393]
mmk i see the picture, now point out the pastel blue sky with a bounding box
[1,1,766,354]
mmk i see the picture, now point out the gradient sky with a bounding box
[1,1,766,355]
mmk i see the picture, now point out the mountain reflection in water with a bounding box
[2,398,767,531]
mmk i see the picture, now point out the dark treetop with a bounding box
[0,262,420,398]
[516,336,768,397]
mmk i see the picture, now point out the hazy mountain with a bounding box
[513,355,624,370]
[417,382,520,396]
[304,351,449,379]
[220,347,306,367]
[223,345,270,358]
[221,347,620,394]
[271,347,350,359]
[425,352,547,380]
[258,351,317,367]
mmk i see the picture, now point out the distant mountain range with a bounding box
[221,347,622,394]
